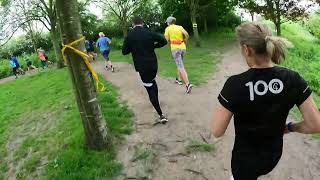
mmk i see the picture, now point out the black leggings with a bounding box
[139,70,163,116]
[144,80,163,116]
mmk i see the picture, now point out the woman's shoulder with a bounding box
[273,66,301,78]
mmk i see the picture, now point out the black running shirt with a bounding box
[218,67,312,138]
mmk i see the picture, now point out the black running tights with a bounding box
[144,80,163,116]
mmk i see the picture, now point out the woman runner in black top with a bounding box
[211,22,320,180]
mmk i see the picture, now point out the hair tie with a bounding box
[265,35,271,42]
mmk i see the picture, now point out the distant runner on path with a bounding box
[11,56,25,75]
[96,32,114,72]
[211,22,320,180]
[9,57,18,79]
[165,16,193,94]
[122,16,168,124]
[37,48,48,69]
[85,39,97,61]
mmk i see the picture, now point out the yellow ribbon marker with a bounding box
[61,36,105,92]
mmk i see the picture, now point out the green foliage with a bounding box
[0,33,52,58]
[306,13,320,39]
[281,22,320,94]
[0,69,133,179]
[159,0,239,33]
[110,37,123,50]
[134,0,162,32]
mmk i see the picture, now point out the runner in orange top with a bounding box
[164,16,193,94]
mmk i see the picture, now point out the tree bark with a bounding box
[250,12,254,22]
[122,26,128,37]
[50,27,64,68]
[191,15,200,47]
[56,0,108,150]
[275,22,281,36]
[27,23,38,52]
[188,0,200,47]
[275,0,282,36]
[203,17,208,33]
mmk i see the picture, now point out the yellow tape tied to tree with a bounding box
[61,36,105,92]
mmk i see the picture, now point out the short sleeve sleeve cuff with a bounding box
[295,73,312,106]
[218,93,234,112]
[218,77,236,113]
[296,86,312,106]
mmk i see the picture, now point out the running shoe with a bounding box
[159,115,168,124]
[186,83,193,94]
[175,78,183,85]
[111,66,115,72]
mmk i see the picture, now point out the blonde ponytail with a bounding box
[236,22,294,65]
[265,36,294,64]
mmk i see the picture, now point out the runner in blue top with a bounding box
[10,56,25,75]
[9,57,18,79]
[85,39,97,61]
[96,32,114,72]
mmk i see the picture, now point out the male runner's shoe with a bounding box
[111,65,115,72]
[159,115,168,124]
[186,83,193,94]
[175,78,183,85]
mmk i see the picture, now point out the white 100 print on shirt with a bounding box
[245,79,284,101]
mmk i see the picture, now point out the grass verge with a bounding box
[0,69,133,179]
[281,22,320,139]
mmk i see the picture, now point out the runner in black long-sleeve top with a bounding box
[122,16,168,123]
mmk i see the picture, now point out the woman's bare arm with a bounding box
[211,104,233,138]
[290,96,320,133]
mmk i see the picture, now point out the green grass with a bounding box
[282,22,320,95]
[108,28,235,85]
[185,140,216,154]
[0,69,133,179]
[280,22,320,139]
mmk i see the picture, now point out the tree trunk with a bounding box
[203,17,208,33]
[122,27,128,37]
[191,15,200,47]
[26,22,37,52]
[56,0,108,150]
[275,0,281,36]
[122,19,128,37]
[250,12,254,22]
[50,27,64,68]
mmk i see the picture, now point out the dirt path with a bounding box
[94,44,320,180]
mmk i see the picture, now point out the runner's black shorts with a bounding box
[139,68,157,84]
[102,50,110,60]
[27,61,32,67]
[231,136,283,180]
[12,67,17,74]
[87,48,95,53]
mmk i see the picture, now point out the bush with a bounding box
[306,13,320,39]
[282,22,320,94]
[110,38,123,50]
[0,33,53,58]
[0,50,55,79]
